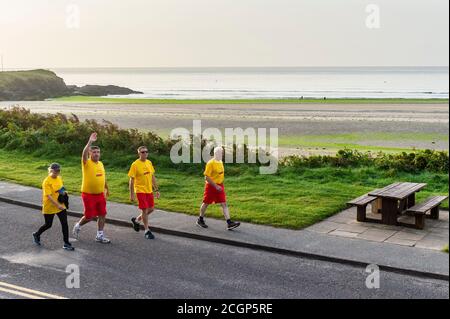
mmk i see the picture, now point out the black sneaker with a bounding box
[63,243,75,251]
[145,230,155,239]
[196,218,208,229]
[32,232,41,246]
[227,221,241,231]
[131,217,140,232]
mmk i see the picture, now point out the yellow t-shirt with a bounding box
[42,175,65,214]
[81,158,106,194]
[204,159,225,185]
[128,159,155,194]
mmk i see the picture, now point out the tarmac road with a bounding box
[0,201,448,299]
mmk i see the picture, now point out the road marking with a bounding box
[0,286,45,299]
[0,281,67,299]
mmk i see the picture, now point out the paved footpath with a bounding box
[0,180,448,279]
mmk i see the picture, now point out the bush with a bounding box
[281,148,449,174]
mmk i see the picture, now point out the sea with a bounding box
[51,67,449,100]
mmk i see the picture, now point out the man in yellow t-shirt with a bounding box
[129,146,160,239]
[33,163,74,251]
[197,147,240,231]
[72,133,111,244]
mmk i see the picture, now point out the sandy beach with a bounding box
[1,101,448,156]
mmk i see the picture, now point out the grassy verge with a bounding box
[443,245,449,254]
[0,149,447,229]
[51,96,450,104]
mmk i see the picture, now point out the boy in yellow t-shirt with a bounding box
[33,163,74,251]
[197,147,240,231]
[129,146,160,239]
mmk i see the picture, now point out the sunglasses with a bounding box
[140,151,148,154]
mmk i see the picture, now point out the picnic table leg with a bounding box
[430,206,440,220]
[357,205,367,222]
[381,198,398,225]
[407,193,416,208]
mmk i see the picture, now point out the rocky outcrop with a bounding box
[69,85,143,96]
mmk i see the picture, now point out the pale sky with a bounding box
[0,0,448,68]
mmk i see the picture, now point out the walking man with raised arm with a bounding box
[72,133,111,243]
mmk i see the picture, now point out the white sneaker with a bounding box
[72,224,81,239]
[95,235,111,244]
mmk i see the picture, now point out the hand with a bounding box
[130,193,135,202]
[155,191,160,199]
[89,132,98,143]
[57,204,65,211]
[105,188,110,199]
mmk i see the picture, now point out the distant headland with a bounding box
[0,69,142,101]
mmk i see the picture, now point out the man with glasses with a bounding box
[129,146,160,239]
[72,132,111,243]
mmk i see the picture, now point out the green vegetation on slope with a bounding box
[0,69,70,101]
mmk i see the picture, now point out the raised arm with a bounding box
[82,133,97,164]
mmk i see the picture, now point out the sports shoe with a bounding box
[72,224,81,239]
[32,232,41,246]
[145,230,155,239]
[196,218,208,229]
[63,243,75,251]
[131,217,140,232]
[227,221,241,231]
[95,235,111,244]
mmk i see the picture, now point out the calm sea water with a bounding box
[52,67,449,99]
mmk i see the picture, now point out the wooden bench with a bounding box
[405,196,448,229]
[347,194,377,222]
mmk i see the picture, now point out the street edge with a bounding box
[0,195,448,281]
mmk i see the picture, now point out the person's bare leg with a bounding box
[137,210,144,223]
[220,202,231,220]
[97,216,105,231]
[200,203,209,217]
[141,208,149,230]
[78,216,91,226]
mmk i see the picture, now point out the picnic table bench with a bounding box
[347,182,448,229]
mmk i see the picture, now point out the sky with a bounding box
[0,0,448,68]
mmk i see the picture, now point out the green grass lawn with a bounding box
[0,149,448,229]
[51,96,449,104]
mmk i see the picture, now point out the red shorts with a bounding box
[203,183,226,204]
[137,193,155,210]
[81,193,107,219]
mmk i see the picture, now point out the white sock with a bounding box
[97,230,104,237]
[75,223,80,229]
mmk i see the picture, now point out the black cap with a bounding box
[49,163,61,170]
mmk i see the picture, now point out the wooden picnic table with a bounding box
[368,182,427,225]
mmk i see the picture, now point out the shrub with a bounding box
[281,148,449,174]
